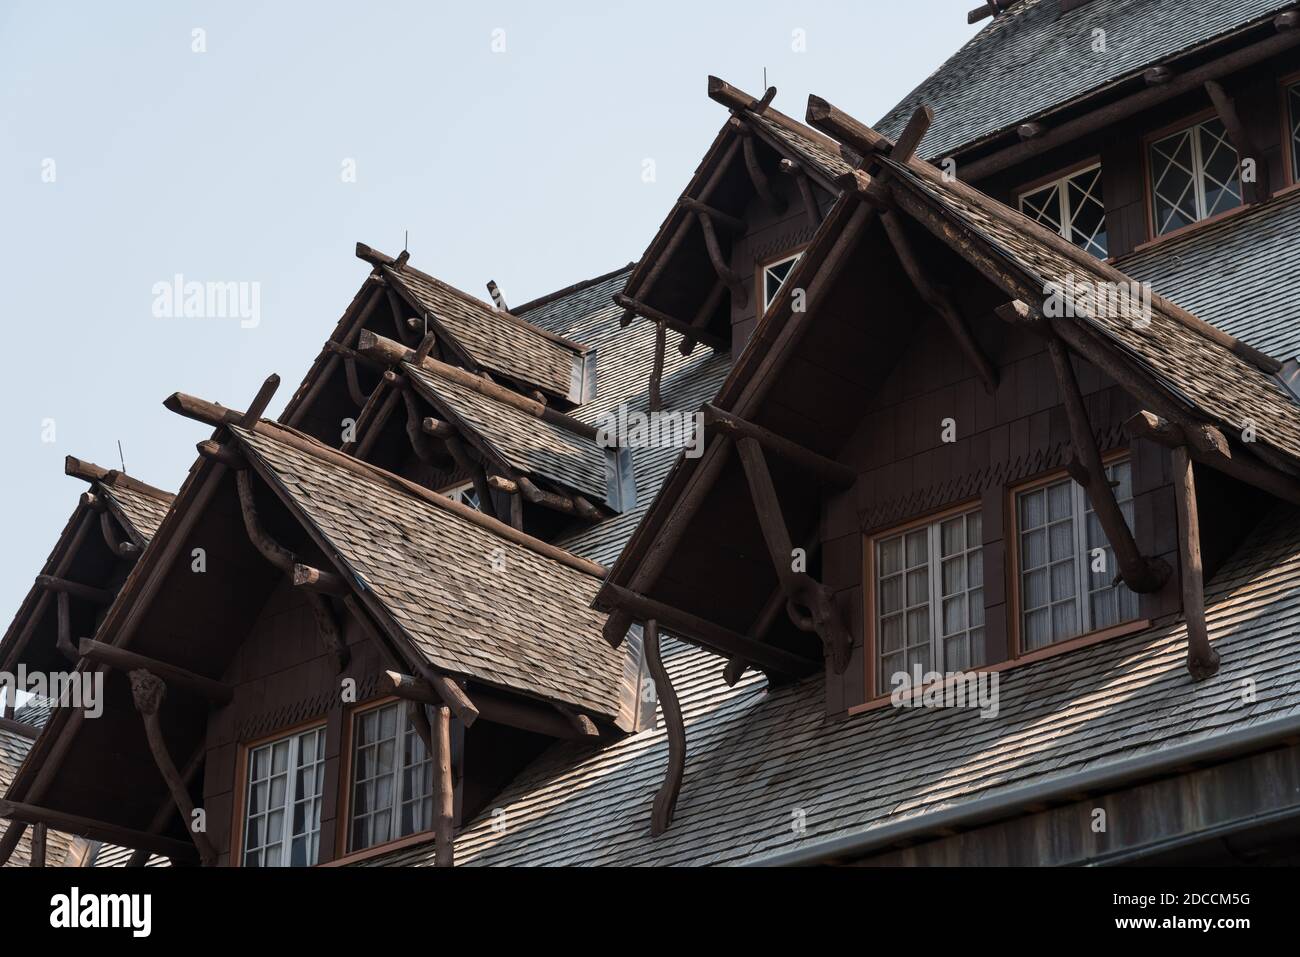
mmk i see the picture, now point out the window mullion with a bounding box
[1057,180,1070,242]
[1073,482,1091,633]
[1191,124,1208,221]
[929,523,943,673]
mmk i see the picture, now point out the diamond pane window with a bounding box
[1018,164,1108,257]
[1149,118,1241,236]
[762,252,803,311]
[1017,459,1138,652]
[442,481,480,510]
[874,508,984,693]
[349,701,433,852]
[1289,82,1300,183]
[243,725,327,867]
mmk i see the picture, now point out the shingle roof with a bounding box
[404,363,615,505]
[386,266,589,401]
[234,426,630,719]
[367,505,1300,866]
[1,706,77,867]
[1119,189,1300,362]
[101,483,171,544]
[876,0,1295,160]
[888,158,1300,463]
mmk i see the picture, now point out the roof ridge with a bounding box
[511,262,636,316]
[63,455,174,503]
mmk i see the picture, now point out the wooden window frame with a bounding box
[1141,106,1246,244]
[1281,70,1300,190]
[1016,158,1108,257]
[229,716,329,868]
[861,498,983,702]
[1006,451,1147,659]
[331,694,435,865]
[439,480,480,510]
[757,247,805,315]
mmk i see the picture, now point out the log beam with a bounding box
[128,743,205,867]
[79,638,233,705]
[599,583,820,677]
[433,704,454,867]
[702,403,855,488]
[240,374,281,428]
[1172,448,1221,681]
[127,671,218,865]
[890,105,934,164]
[382,671,594,739]
[35,575,112,606]
[649,320,666,413]
[55,591,77,663]
[0,716,40,739]
[1046,338,1171,593]
[881,210,999,394]
[734,437,852,672]
[99,511,141,560]
[1205,79,1268,205]
[0,799,199,864]
[612,294,728,353]
[678,197,745,233]
[644,619,685,836]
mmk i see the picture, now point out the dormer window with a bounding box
[761,251,804,312]
[1018,163,1108,257]
[347,700,434,852]
[1013,458,1137,652]
[1149,117,1241,236]
[442,481,480,510]
[241,725,327,867]
[1288,81,1300,183]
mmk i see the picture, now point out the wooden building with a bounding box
[5,0,1300,866]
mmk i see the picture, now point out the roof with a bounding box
[368,504,1300,866]
[517,268,732,568]
[1120,188,1300,362]
[234,425,631,719]
[876,0,1296,160]
[385,265,590,401]
[404,362,616,505]
[888,157,1300,463]
[1,704,76,867]
[100,482,171,543]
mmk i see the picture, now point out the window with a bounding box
[761,251,803,311]
[1019,164,1108,257]
[1149,117,1241,236]
[1288,81,1300,183]
[1016,459,1138,652]
[442,481,480,510]
[242,725,326,867]
[349,701,433,852]
[873,508,983,694]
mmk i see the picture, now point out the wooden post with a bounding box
[1046,338,1170,593]
[1172,447,1222,680]
[55,591,77,663]
[128,670,219,866]
[434,705,454,867]
[29,822,46,867]
[649,320,666,413]
[644,620,685,836]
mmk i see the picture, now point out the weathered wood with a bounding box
[79,639,232,704]
[444,435,497,521]
[382,671,590,739]
[1017,122,1046,141]
[386,282,416,346]
[343,355,368,407]
[780,158,822,225]
[1046,337,1171,593]
[1124,410,1300,507]
[28,822,46,867]
[236,469,348,594]
[702,403,855,488]
[1205,79,1268,205]
[399,388,451,470]
[340,369,395,455]
[737,122,785,214]
[63,455,173,503]
[891,105,934,163]
[649,320,666,413]
[599,582,820,677]
[612,294,728,353]
[285,282,384,427]
[680,280,727,356]
[195,439,247,469]
[0,716,40,739]
[421,416,457,439]
[35,574,112,606]
[240,374,281,428]
[99,510,140,560]
[697,209,748,304]
[128,743,205,867]
[734,437,852,673]
[644,619,685,836]
[1172,447,1221,681]
[434,704,455,867]
[128,670,218,866]
[54,591,76,663]
[1144,65,1175,85]
[882,209,1000,394]
[678,197,744,233]
[554,705,601,739]
[0,799,198,864]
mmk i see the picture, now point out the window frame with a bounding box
[1282,71,1300,189]
[863,499,985,699]
[757,248,805,315]
[440,480,480,510]
[1143,108,1245,241]
[1007,452,1146,658]
[1016,159,1109,258]
[335,696,436,861]
[231,718,329,868]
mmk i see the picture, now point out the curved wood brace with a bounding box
[54,591,77,664]
[741,131,785,213]
[698,213,747,306]
[99,510,141,561]
[129,670,219,866]
[236,470,295,573]
[644,620,685,837]
[343,355,368,407]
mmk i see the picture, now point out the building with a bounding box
[5,0,1300,867]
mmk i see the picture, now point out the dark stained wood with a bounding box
[736,122,786,214]
[678,197,744,233]
[235,469,348,594]
[698,210,748,304]
[240,374,281,428]
[434,704,454,867]
[79,639,234,704]
[0,799,199,864]
[54,591,76,663]
[305,591,350,671]
[383,670,596,740]
[127,743,205,867]
[702,403,855,488]
[644,620,685,837]
[779,158,822,225]
[1046,337,1170,593]
[28,822,45,867]
[127,670,219,866]
[649,320,666,413]
[99,510,141,560]
[1204,79,1268,205]
[890,105,934,164]
[612,294,728,353]
[0,716,40,739]
[35,575,112,605]
[680,279,727,356]
[1172,447,1221,680]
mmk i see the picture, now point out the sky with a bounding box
[0,0,980,620]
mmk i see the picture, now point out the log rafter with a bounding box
[80,638,233,704]
[701,403,854,488]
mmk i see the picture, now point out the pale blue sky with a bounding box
[0,1,979,617]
